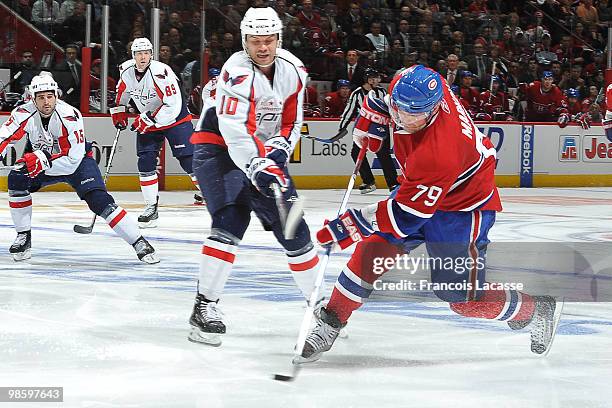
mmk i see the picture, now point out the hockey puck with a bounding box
[273,374,294,382]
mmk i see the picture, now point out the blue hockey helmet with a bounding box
[337,79,351,89]
[208,68,221,78]
[490,75,502,83]
[390,65,443,133]
[450,84,460,95]
[566,88,580,99]
[541,70,554,80]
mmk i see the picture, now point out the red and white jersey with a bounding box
[523,81,568,121]
[322,91,349,117]
[370,75,501,239]
[211,49,307,173]
[115,59,191,130]
[0,100,86,176]
[478,90,510,114]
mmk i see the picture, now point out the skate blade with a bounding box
[11,249,31,261]
[140,253,160,264]
[138,219,158,229]
[541,298,565,357]
[188,327,222,347]
[292,353,321,365]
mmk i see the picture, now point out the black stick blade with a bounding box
[273,373,295,382]
[73,224,93,234]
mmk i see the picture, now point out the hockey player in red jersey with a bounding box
[566,88,591,129]
[458,71,480,117]
[522,71,569,126]
[478,75,511,121]
[297,65,561,363]
[322,79,351,117]
[604,84,612,142]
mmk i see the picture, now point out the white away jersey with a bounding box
[0,100,86,176]
[116,60,191,129]
[210,49,307,173]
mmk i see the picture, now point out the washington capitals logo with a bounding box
[222,70,248,87]
[155,69,168,80]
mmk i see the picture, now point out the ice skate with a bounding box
[294,307,344,364]
[133,237,159,264]
[9,230,31,261]
[193,193,205,206]
[138,198,159,228]
[358,183,376,194]
[530,296,563,355]
[188,294,226,347]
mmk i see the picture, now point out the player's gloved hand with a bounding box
[316,208,375,250]
[557,113,570,128]
[354,93,390,152]
[576,113,591,129]
[264,136,291,168]
[247,156,289,197]
[109,106,128,130]
[16,150,51,178]
[603,118,612,143]
[131,113,155,133]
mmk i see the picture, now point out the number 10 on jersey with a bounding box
[219,96,238,116]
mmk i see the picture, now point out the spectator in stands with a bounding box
[581,85,601,112]
[585,23,605,50]
[338,2,363,35]
[15,0,33,20]
[283,18,308,62]
[182,11,201,51]
[32,0,61,35]
[597,0,611,23]
[297,0,321,30]
[60,1,86,46]
[345,22,375,60]
[59,0,76,23]
[411,22,431,53]
[561,64,587,97]
[54,44,81,107]
[166,27,184,58]
[159,45,181,75]
[576,0,599,25]
[506,60,521,89]
[429,40,446,68]
[365,21,389,61]
[384,39,405,78]
[449,30,466,58]
[333,49,365,90]
[322,79,351,117]
[519,57,539,84]
[15,50,39,94]
[274,0,294,28]
[225,0,247,34]
[444,53,461,87]
[394,19,410,55]
[466,42,491,87]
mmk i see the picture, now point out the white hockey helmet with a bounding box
[131,37,154,57]
[29,73,59,96]
[240,7,283,63]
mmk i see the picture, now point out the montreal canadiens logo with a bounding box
[428,79,437,90]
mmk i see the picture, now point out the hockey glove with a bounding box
[354,93,390,152]
[264,136,291,168]
[316,208,375,250]
[247,156,290,198]
[604,118,612,143]
[557,113,570,128]
[109,106,128,130]
[131,113,155,134]
[16,150,51,178]
[575,113,591,130]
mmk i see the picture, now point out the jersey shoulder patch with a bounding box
[119,59,135,73]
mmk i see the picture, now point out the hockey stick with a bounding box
[302,127,348,144]
[0,164,24,171]
[73,128,122,234]
[272,182,306,240]
[273,142,368,382]
[0,71,22,93]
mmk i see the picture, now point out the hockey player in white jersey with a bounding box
[110,38,201,228]
[187,7,322,346]
[0,74,158,263]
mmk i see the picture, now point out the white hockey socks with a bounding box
[198,238,238,302]
[139,171,159,205]
[9,193,32,232]
[287,245,321,300]
[103,204,140,245]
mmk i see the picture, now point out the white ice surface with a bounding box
[1,188,611,408]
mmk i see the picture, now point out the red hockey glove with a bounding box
[575,113,591,130]
[604,118,612,143]
[109,106,128,130]
[247,156,290,197]
[131,113,155,134]
[264,136,291,168]
[16,150,51,178]
[353,93,390,153]
[316,208,375,250]
[557,113,570,128]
